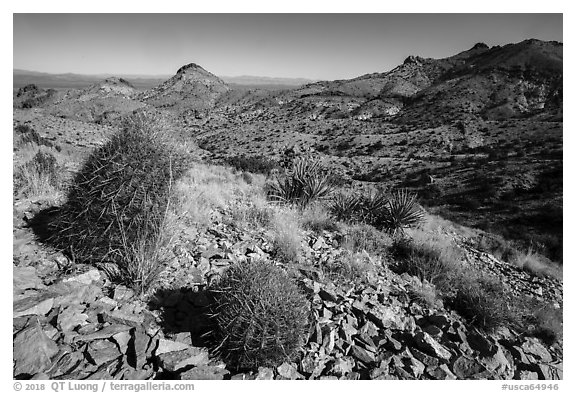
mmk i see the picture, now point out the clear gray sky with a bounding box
[13,14,562,80]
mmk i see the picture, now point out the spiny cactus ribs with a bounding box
[211,260,309,369]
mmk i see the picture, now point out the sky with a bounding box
[13,13,563,81]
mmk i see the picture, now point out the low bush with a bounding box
[225,155,278,176]
[270,208,303,263]
[340,224,392,255]
[14,150,61,200]
[300,204,340,233]
[447,274,516,332]
[390,237,461,288]
[211,260,309,369]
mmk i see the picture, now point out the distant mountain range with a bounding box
[13,69,315,90]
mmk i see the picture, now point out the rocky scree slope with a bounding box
[13,161,563,380]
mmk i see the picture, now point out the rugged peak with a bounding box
[471,42,489,50]
[103,77,134,88]
[176,63,206,75]
[403,55,424,66]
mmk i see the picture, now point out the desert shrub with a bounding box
[340,224,392,255]
[231,198,274,229]
[267,157,335,208]
[211,260,309,369]
[321,251,379,285]
[270,208,303,263]
[390,237,461,288]
[447,274,516,332]
[14,124,52,147]
[47,113,189,292]
[300,204,340,233]
[14,150,61,199]
[240,171,253,184]
[520,302,563,345]
[225,155,278,176]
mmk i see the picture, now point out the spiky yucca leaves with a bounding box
[328,192,362,223]
[360,190,390,226]
[211,260,309,370]
[378,189,425,235]
[267,157,334,208]
[48,113,189,291]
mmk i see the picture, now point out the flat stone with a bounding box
[63,269,101,285]
[77,324,132,342]
[276,362,304,380]
[422,324,443,338]
[451,356,487,379]
[411,346,440,368]
[403,351,425,378]
[87,340,122,366]
[45,350,84,378]
[132,327,150,369]
[467,330,497,356]
[255,367,274,380]
[413,331,452,361]
[518,370,539,380]
[112,331,131,354]
[13,266,45,293]
[427,314,451,330]
[103,309,144,328]
[13,318,59,376]
[367,305,405,330]
[158,347,210,372]
[113,285,135,301]
[480,345,512,378]
[427,364,457,380]
[155,339,190,356]
[350,345,376,365]
[180,365,229,380]
[521,338,553,363]
[58,304,89,332]
[326,356,355,377]
[94,296,118,310]
[319,288,338,303]
[13,293,54,318]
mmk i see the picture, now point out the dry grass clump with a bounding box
[300,203,340,233]
[270,207,303,263]
[340,223,393,255]
[211,259,309,369]
[14,149,64,203]
[390,232,463,288]
[321,251,379,284]
[447,274,518,332]
[47,113,189,293]
[174,162,265,228]
[231,194,274,229]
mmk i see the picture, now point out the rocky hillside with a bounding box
[140,63,230,115]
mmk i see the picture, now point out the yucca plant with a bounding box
[328,192,362,223]
[359,190,390,226]
[267,157,334,208]
[378,189,425,235]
